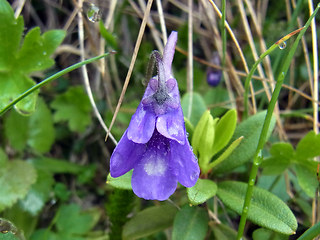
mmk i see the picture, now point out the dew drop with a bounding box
[190,171,198,181]
[43,51,47,56]
[87,4,101,23]
[278,41,286,50]
[243,206,249,213]
[249,179,255,186]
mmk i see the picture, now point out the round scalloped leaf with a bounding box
[217,181,297,235]
[0,160,37,212]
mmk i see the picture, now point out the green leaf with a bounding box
[184,117,194,142]
[210,223,239,240]
[30,229,59,240]
[0,148,8,166]
[204,87,230,117]
[217,181,297,235]
[51,86,92,132]
[172,205,209,240]
[18,170,54,216]
[17,28,65,73]
[296,131,320,160]
[4,98,55,153]
[252,228,289,240]
[0,218,24,240]
[181,92,207,126]
[29,157,85,175]
[0,0,24,70]
[99,20,117,49]
[187,179,217,205]
[211,109,237,156]
[0,160,37,211]
[55,204,95,235]
[261,143,294,175]
[213,111,276,174]
[0,232,20,240]
[297,220,320,240]
[53,183,71,201]
[208,136,243,171]
[294,161,318,198]
[0,0,65,114]
[122,205,177,240]
[192,110,216,168]
[107,171,132,190]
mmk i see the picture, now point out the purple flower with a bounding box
[110,31,200,201]
[206,52,222,87]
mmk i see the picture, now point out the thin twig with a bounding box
[77,0,117,145]
[156,0,167,44]
[105,0,154,142]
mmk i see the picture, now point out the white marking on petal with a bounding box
[168,123,179,136]
[144,156,167,176]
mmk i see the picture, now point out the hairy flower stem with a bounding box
[237,5,320,239]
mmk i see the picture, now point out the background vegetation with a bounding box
[0,0,319,239]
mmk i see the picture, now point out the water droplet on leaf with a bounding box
[87,4,101,22]
[43,51,47,56]
[278,41,286,50]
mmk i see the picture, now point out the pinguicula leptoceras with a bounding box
[110,31,200,201]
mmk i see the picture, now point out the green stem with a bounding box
[237,4,320,239]
[242,44,278,119]
[0,52,110,116]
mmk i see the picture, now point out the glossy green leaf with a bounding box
[217,181,297,235]
[187,179,217,205]
[122,205,177,240]
[107,171,132,190]
[181,92,207,126]
[55,204,95,235]
[192,110,216,168]
[51,86,92,132]
[261,143,294,175]
[172,205,209,240]
[18,170,54,216]
[213,111,276,174]
[211,109,237,156]
[0,160,37,212]
[296,131,320,160]
[0,0,65,114]
[210,223,239,240]
[4,98,55,153]
[252,228,289,240]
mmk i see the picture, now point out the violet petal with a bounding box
[170,138,200,187]
[131,132,177,200]
[127,102,156,144]
[110,130,146,178]
[156,106,185,144]
[162,31,178,79]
